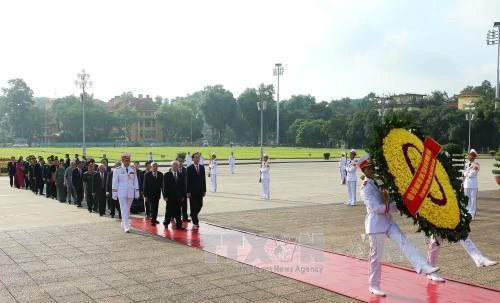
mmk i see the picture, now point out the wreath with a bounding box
[367,116,471,242]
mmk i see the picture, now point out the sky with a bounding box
[0,0,499,102]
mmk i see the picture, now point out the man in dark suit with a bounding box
[93,164,108,216]
[72,162,84,207]
[163,160,186,229]
[186,152,206,229]
[106,161,121,219]
[34,158,45,195]
[140,161,151,217]
[144,162,163,226]
[64,154,70,169]
[177,157,190,222]
[7,157,16,187]
[83,162,97,213]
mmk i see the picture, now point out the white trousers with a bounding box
[210,174,217,192]
[368,223,426,288]
[428,236,484,267]
[347,181,356,205]
[229,164,235,174]
[464,188,478,219]
[118,196,133,231]
[340,169,346,185]
[262,178,270,200]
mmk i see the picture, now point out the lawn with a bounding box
[0,146,358,162]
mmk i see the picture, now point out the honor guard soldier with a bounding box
[208,153,218,192]
[228,152,236,174]
[112,153,139,233]
[260,154,270,200]
[345,149,358,205]
[463,149,479,219]
[339,152,347,185]
[359,154,439,297]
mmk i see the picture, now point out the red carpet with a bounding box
[130,218,500,303]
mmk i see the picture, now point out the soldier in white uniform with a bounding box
[200,153,205,166]
[463,149,479,220]
[186,152,193,167]
[208,153,218,192]
[359,154,439,297]
[228,152,236,174]
[339,152,347,185]
[345,149,358,206]
[112,153,139,233]
[426,235,497,282]
[260,154,270,200]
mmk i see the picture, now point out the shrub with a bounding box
[441,143,462,156]
[323,152,330,160]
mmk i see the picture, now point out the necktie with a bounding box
[196,165,199,175]
[126,167,128,173]
[154,172,157,178]
[174,172,177,180]
[101,173,105,188]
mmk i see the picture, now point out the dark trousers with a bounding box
[189,197,203,225]
[9,174,14,187]
[149,197,160,221]
[86,194,96,212]
[25,177,30,190]
[180,199,189,220]
[30,178,37,193]
[97,193,107,215]
[107,196,121,218]
[75,187,83,206]
[164,199,182,227]
[36,179,44,195]
[145,199,151,217]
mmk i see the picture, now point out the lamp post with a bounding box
[465,104,475,152]
[486,22,500,110]
[257,91,267,160]
[75,69,92,157]
[273,63,284,145]
[190,113,199,146]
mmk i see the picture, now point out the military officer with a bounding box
[339,152,347,185]
[359,154,439,297]
[463,149,479,219]
[426,235,497,282]
[228,152,236,174]
[260,154,270,200]
[186,152,193,166]
[208,153,218,192]
[112,153,139,233]
[345,149,358,206]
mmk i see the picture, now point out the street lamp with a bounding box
[465,104,476,152]
[257,92,267,160]
[486,22,500,110]
[273,63,284,145]
[75,69,92,157]
[190,112,200,146]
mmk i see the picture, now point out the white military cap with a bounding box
[350,149,357,154]
[468,149,478,156]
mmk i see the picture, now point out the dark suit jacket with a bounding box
[93,171,107,198]
[144,171,163,200]
[106,171,114,196]
[65,158,70,169]
[163,170,186,201]
[72,168,83,189]
[7,161,16,175]
[34,163,45,180]
[186,164,206,198]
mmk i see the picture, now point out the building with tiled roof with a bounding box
[107,94,162,142]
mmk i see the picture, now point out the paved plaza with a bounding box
[0,159,498,302]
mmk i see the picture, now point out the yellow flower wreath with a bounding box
[382,128,460,229]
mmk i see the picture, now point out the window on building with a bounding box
[145,119,151,127]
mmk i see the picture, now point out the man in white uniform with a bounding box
[112,153,139,233]
[359,154,439,297]
[339,152,347,185]
[345,149,358,206]
[208,153,218,192]
[228,152,236,174]
[463,149,479,220]
[260,154,270,200]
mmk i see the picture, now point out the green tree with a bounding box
[113,106,140,141]
[1,79,36,141]
[200,85,236,145]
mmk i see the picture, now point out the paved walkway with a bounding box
[0,160,498,302]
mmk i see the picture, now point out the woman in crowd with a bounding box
[15,156,26,188]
